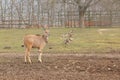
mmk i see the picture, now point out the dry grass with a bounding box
[0,28,120,53]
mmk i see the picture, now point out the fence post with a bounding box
[110,10,112,27]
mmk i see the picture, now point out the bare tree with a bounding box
[54,0,101,28]
[99,0,120,11]
[64,0,101,28]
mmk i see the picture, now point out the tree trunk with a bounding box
[80,12,85,28]
[78,6,85,28]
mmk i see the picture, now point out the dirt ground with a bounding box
[0,52,120,80]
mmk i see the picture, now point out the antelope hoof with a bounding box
[24,62,32,64]
[24,62,27,64]
[38,60,42,63]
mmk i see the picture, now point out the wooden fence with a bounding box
[0,10,120,28]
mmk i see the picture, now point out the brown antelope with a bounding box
[23,28,49,63]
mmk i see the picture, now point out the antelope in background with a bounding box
[22,26,49,63]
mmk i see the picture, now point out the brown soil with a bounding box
[0,52,120,80]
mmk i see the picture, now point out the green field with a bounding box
[0,28,120,54]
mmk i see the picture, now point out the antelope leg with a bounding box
[38,49,42,63]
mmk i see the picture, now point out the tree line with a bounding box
[0,0,119,28]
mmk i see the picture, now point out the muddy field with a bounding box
[0,52,120,80]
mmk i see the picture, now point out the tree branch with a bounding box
[89,0,101,7]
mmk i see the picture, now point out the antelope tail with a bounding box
[21,45,24,47]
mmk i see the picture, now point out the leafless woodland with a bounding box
[0,0,120,28]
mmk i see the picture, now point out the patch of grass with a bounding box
[0,28,120,54]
